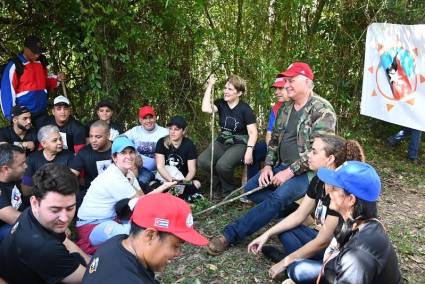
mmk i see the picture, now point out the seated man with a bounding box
[0,163,89,283]
[207,62,337,255]
[82,193,208,284]
[0,144,28,241]
[86,99,124,141]
[70,120,113,208]
[247,76,290,179]
[125,105,168,185]
[41,95,86,153]
[155,116,202,202]
[0,105,38,154]
[22,125,73,192]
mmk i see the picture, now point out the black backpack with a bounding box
[0,54,48,88]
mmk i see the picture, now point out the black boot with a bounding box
[261,245,287,263]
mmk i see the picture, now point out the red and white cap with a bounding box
[138,105,156,119]
[131,193,208,246]
[271,77,286,88]
[278,62,314,80]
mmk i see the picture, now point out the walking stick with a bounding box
[61,80,67,97]
[209,83,215,200]
[222,184,245,201]
[195,185,265,216]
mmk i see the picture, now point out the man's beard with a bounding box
[17,122,31,131]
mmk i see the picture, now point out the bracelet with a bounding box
[246,145,254,148]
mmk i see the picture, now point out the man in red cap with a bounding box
[208,62,337,255]
[82,193,207,284]
[124,105,169,185]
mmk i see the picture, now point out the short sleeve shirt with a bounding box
[0,125,38,154]
[69,145,112,188]
[306,176,340,225]
[0,181,29,227]
[155,137,197,177]
[22,149,74,186]
[124,125,169,158]
[214,99,256,135]
[0,208,81,284]
[43,116,86,153]
[82,235,159,284]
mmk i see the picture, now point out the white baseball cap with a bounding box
[53,95,70,106]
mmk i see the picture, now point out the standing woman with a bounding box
[248,134,365,283]
[198,75,257,193]
[317,161,401,283]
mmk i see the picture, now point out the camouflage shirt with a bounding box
[265,93,337,178]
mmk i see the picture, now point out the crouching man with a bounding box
[82,193,208,284]
[0,163,89,283]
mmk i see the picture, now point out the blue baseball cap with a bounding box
[111,135,135,154]
[317,161,381,202]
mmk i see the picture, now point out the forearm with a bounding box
[201,85,215,113]
[63,237,91,264]
[265,131,272,145]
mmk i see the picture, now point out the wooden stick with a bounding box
[195,185,265,216]
[61,80,67,97]
[209,84,215,200]
[222,184,245,201]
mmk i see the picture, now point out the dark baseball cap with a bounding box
[167,116,187,129]
[96,100,114,111]
[24,36,43,54]
[11,105,30,118]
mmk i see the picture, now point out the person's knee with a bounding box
[197,153,210,171]
[215,158,234,174]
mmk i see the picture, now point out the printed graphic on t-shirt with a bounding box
[222,116,239,132]
[109,128,119,141]
[59,132,68,149]
[166,154,184,169]
[96,160,112,174]
[136,141,156,157]
[11,185,22,209]
[314,199,327,225]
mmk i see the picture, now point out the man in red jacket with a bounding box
[0,36,65,129]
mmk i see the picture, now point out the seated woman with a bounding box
[198,74,257,193]
[317,161,401,283]
[155,116,202,202]
[76,135,173,254]
[248,134,364,283]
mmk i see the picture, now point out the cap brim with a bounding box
[173,229,208,246]
[317,168,344,189]
[279,70,299,78]
[140,112,155,118]
[271,82,285,88]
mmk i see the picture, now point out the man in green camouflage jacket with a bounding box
[208,62,337,255]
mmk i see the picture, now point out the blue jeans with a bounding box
[223,164,309,244]
[0,224,12,242]
[279,225,324,284]
[247,141,268,179]
[138,167,155,186]
[388,127,422,159]
[287,259,322,284]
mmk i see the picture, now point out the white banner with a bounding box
[361,23,425,131]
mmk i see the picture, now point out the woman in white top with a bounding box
[76,135,174,254]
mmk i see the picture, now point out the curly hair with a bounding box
[32,163,79,200]
[315,134,365,167]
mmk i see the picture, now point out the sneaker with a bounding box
[261,245,287,263]
[282,279,296,284]
[239,196,251,203]
[207,235,229,256]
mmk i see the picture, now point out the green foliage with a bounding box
[1,0,424,138]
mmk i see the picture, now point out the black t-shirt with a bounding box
[69,144,112,188]
[155,137,197,177]
[306,176,340,225]
[82,235,159,284]
[42,116,86,153]
[214,99,256,136]
[85,120,124,139]
[0,125,38,154]
[22,149,74,186]
[0,181,29,227]
[0,208,81,284]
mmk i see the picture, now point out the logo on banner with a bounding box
[368,44,425,111]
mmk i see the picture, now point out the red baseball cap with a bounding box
[271,77,286,88]
[139,105,156,119]
[279,62,314,80]
[131,193,208,246]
